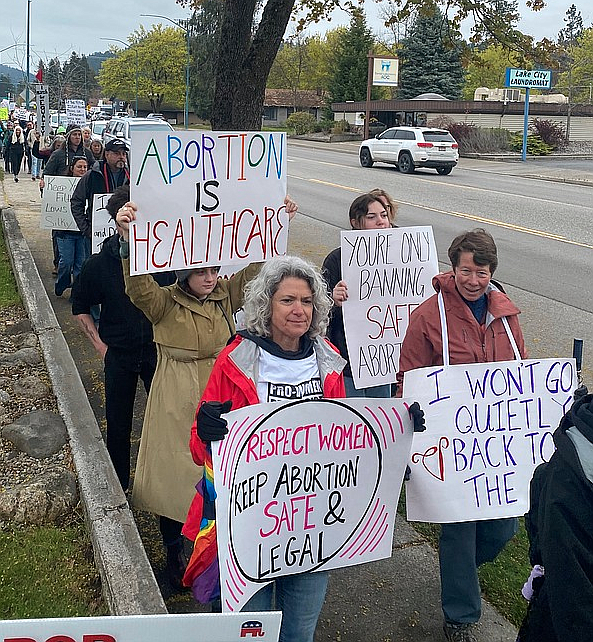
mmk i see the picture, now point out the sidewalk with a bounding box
[0,171,520,640]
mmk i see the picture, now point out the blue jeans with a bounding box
[55,231,88,296]
[243,571,329,642]
[31,155,40,178]
[439,518,518,624]
[344,376,391,398]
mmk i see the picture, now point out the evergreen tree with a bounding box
[398,4,465,100]
[327,9,378,104]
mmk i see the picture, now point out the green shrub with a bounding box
[434,121,511,154]
[285,111,317,135]
[331,119,351,134]
[511,132,553,155]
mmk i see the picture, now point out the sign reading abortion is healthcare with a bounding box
[213,398,415,612]
[128,131,288,275]
[404,358,576,523]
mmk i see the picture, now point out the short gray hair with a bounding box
[243,256,332,339]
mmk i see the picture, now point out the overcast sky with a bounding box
[1,0,591,71]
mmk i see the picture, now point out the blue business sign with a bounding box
[505,68,552,89]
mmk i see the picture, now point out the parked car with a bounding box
[90,119,109,141]
[146,113,166,120]
[103,116,174,154]
[359,126,459,175]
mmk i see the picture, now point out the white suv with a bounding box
[359,126,459,175]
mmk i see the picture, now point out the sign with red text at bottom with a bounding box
[0,612,281,642]
[128,130,288,275]
[214,398,415,612]
[404,358,577,523]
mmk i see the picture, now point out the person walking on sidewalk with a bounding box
[71,185,175,492]
[398,228,527,642]
[71,138,129,256]
[6,125,25,182]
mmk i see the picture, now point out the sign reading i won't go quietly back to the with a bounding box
[403,358,577,523]
[212,398,415,612]
[128,131,289,275]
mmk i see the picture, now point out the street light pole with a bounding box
[141,13,190,128]
[26,0,31,108]
[101,37,138,117]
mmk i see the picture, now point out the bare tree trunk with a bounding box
[212,0,296,130]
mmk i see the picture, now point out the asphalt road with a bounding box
[286,142,593,382]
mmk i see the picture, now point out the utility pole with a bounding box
[26,0,31,108]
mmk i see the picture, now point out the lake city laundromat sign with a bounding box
[505,67,552,89]
[213,398,415,611]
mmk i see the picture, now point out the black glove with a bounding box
[408,402,426,433]
[404,464,412,482]
[197,400,232,442]
[574,385,589,401]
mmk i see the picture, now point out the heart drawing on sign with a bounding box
[411,436,450,481]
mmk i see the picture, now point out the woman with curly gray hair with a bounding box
[183,255,346,642]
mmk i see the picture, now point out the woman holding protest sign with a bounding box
[54,156,89,297]
[322,190,398,398]
[397,228,527,642]
[182,255,347,642]
[114,197,297,592]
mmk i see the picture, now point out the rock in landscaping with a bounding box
[12,375,49,399]
[0,347,42,366]
[13,332,38,349]
[2,410,68,457]
[0,467,78,525]
[4,319,32,336]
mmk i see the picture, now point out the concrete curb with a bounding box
[1,207,167,616]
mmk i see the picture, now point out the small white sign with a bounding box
[92,193,117,254]
[372,57,399,87]
[0,612,282,641]
[65,99,86,125]
[40,176,79,230]
[404,358,577,523]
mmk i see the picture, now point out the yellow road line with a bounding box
[288,174,593,251]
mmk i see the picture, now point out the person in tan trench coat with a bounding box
[115,197,296,590]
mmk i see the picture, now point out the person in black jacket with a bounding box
[71,185,175,491]
[70,138,129,255]
[322,190,398,397]
[7,125,25,182]
[517,392,593,642]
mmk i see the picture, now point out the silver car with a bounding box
[359,126,459,175]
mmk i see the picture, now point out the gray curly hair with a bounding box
[243,255,332,339]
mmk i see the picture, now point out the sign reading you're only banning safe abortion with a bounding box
[128,131,288,275]
[404,358,576,523]
[213,398,415,612]
[341,227,439,389]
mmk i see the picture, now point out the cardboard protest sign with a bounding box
[35,83,50,138]
[92,193,116,254]
[128,131,288,275]
[40,176,79,230]
[341,227,439,389]
[65,99,86,125]
[213,398,414,612]
[404,358,577,523]
[0,612,282,642]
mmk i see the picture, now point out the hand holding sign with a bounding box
[198,400,232,441]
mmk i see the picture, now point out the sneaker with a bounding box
[14,177,18,182]
[443,622,478,642]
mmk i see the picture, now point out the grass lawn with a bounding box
[0,200,105,619]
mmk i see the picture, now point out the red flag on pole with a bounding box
[35,68,43,82]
